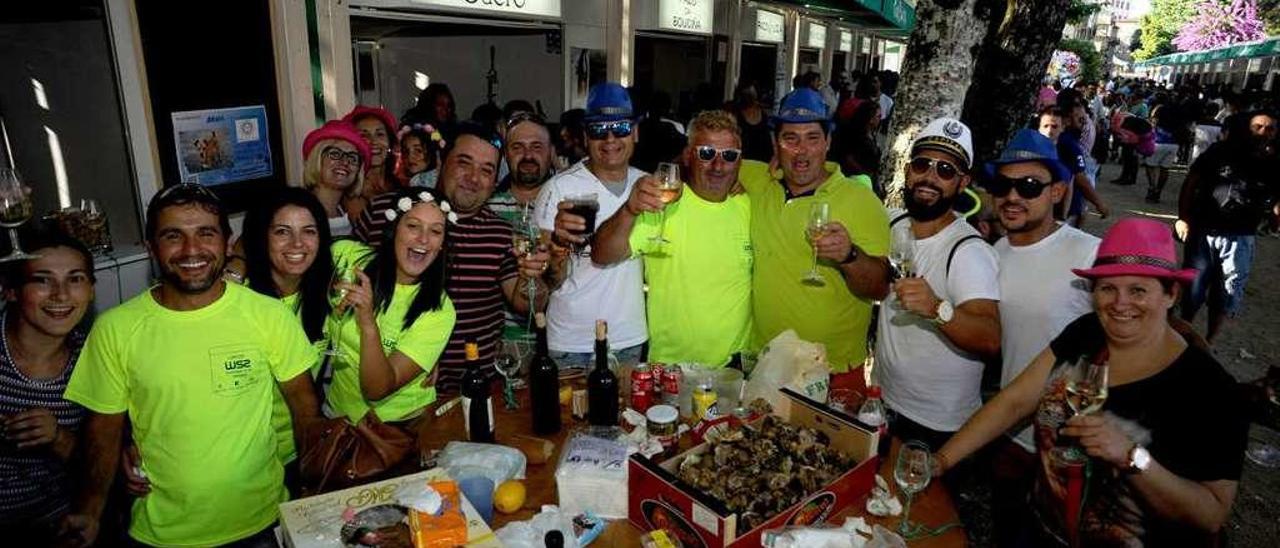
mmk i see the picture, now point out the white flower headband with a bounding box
[384,191,459,224]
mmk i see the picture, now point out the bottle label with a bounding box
[462,396,494,437]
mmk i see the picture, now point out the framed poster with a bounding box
[171,105,273,185]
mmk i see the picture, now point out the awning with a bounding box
[1136,36,1280,67]
[765,0,916,37]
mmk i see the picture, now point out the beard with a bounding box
[159,254,224,295]
[513,159,548,185]
[903,185,957,221]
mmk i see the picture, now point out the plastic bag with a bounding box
[494,505,581,548]
[762,520,904,548]
[743,330,830,417]
[438,441,526,487]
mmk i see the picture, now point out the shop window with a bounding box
[0,3,143,250]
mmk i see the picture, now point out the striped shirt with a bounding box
[436,208,517,393]
[0,314,86,526]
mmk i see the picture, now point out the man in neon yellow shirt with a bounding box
[739,88,891,382]
[593,110,752,366]
[60,184,321,547]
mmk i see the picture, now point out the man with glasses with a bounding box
[60,184,322,547]
[983,129,1100,547]
[591,110,752,367]
[536,82,648,369]
[737,88,889,388]
[874,117,1000,452]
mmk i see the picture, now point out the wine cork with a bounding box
[595,319,608,340]
[535,312,547,329]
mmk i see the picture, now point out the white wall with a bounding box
[377,32,565,120]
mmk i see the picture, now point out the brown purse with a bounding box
[297,412,415,494]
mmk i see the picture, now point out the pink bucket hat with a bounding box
[1072,218,1198,283]
[302,120,372,169]
[341,105,399,141]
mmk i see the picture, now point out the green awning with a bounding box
[1137,36,1280,67]
[765,0,915,35]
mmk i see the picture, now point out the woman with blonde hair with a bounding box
[300,120,370,236]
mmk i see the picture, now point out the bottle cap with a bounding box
[535,312,547,329]
[465,342,479,360]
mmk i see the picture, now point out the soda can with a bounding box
[661,365,682,406]
[692,383,717,421]
[631,364,655,413]
[650,363,666,398]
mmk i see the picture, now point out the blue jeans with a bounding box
[549,343,645,371]
[1182,232,1256,319]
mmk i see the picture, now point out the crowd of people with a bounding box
[2,69,1275,548]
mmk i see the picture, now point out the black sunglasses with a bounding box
[322,146,362,166]
[505,111,547,131]
[695,145,742,163]
[985,175,1053,199]
[908,157,961,181]
[585,120,634,140]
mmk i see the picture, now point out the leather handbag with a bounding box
[297,412,415,494]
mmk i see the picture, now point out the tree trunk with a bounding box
[961,0,1073,165]
[881,0,988,208]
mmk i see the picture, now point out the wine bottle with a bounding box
[587,320,618,426]
[529,313,561,435]
[461,342,495,443]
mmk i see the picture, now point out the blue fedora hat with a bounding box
[772,88,830,127]
[984,128,1072,183]
[585,82,634,123]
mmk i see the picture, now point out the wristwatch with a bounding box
[840,246,860,265]
[933,300,955,324]
[1127,444,1152,473]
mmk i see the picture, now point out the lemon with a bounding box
[494,480,526,514]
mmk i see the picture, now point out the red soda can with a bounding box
[631,364,654,412]
[662,365,682,406]
[650,363,666,398]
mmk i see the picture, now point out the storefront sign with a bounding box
[659,0,713,35]
[755,9,784,43]
[407,0,562,20]
[808,22,827,50]
[839,31,853,53]
[171,105,273,185]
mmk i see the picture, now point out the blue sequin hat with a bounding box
[585,82,635,123]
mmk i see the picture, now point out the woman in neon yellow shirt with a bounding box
[326,189,456,424]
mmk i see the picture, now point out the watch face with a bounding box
[1131,446,1152,471]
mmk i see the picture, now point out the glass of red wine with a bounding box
[564,192,599,257]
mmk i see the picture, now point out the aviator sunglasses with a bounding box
[985,175,1053,199]
[908,156,961,181]
[695,145,742,163]
[585,120,634,140]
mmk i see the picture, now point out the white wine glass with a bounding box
[495,339,529,410]
[322,267,358,357]
[800,201,829,286]
[894,439,932,538]
[889,222,916,279]
[651,163,683,245]
[0,168,38,263]
[1066,360,1109,417]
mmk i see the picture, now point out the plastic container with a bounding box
[677,364,716,419]
[645,404,679,456]
[714,368,745,414]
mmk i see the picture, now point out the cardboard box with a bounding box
[278,468,499,548]
[627,388,880,548]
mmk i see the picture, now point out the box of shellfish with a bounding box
[627,388,879,548]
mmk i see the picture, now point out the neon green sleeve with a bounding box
[626,211,662,258]
[64,318,129,414]
[265,301,319,382]
[738,160,773,195]
[843,185,891,257]
[392,295,456,374]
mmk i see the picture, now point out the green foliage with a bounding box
[1135,0,1198,60]
[1067,0,1103,25]
[1260,0,1280,34]
[1059,38,1102,82]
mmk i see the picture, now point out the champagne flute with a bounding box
[322,267,358,357]
[0,168,37,262]
[651,163,683,245]
[889,222,916,279]
[800,201,829,286]
[894,439,933,538]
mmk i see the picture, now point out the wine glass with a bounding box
[563,193,599,257]
[889,222,916,279]
[894,439,933,538]
[322,267,358,357]
[0,168,38,262]
[650,163,683,245]
[495,339,528,410]
[800,201,829,286]
[1065,360,1109,417]
[511,212,541,303]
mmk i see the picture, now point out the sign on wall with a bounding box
[659,0,713,35]
[755,9,784,43]
[407,0,563,20]
[171,105,273,185]
[840,31,853,53]
[808,22,827,49]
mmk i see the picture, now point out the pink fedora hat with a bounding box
[302,120,372,169]
[1072,218,1198,283]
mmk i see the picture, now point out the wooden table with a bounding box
[416,388,965,546]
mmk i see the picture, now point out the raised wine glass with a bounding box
[800,201,829,286]
[511,209,541,324]
[0,168,37,262]
[1066,360,1109,417]
[322,266,358,357]
[650,163,683,245]
[563,192,599,257]
[889,222,916,279]
[894,439,933,538]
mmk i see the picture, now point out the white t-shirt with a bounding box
[533,161,648,353]
[877,93,894,121]
[995,225,1098,450]
[874,212,1000,432]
